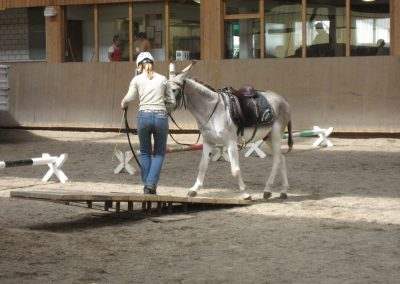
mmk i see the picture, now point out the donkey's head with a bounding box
[165,62,195,109]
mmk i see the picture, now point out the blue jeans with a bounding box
[137,110,168,188]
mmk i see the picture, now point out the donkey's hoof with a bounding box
[279,193,288,199]
[263,192,272,199]
[187,190,197,197]
[241,193,252,200]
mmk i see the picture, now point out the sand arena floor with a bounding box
[0,129,399,283]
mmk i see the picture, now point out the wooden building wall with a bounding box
[1,57,400,132]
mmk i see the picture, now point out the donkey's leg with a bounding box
[226,141,250,200]
[188,142,213,197]
[279,154,289,199]
[264,124,282,199]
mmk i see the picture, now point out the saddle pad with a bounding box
[253,93,275,126]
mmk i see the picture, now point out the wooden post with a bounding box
[87,201,92,208]
[301,0,307,58]
[346,0,350,56]
[164,0,170,61]
[93,4,99,62]
[146,201,152,214]
[116,202,121,213]
[128,201,133,212]
[201,0,225,59]
[157,202,162,215]
[391,0,400,56]
[259,0,265,58]
[129,2,133,62]
[45,6,65,63]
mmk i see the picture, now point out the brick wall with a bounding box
[0,8,30,61]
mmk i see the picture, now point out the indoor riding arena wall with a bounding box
[0,56,399,132]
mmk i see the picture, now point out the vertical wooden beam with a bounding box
[201,0,224,60]
[129,2,133,62]
[164,0,170,61]
[93,4,99,62]
[45,5,65,63]
[346,0,350,56]
[391,0,400,56]
[259,0,265,58]
[302,0,307,58]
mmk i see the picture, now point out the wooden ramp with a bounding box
[10,190,252,214]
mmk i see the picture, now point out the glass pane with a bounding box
[65,5,94,62]
[0,8,46,62]
[264,0,302,58]
[351,0,390,56]
[306,0,346,57]
[132,2,165,61]
[99,4,129,62]
[170,0,200,60]
[226,0,259,15]
[225,19,260,59]
[27,7,46,60]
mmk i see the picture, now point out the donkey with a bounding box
[166,63,293,200]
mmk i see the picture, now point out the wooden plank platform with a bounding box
[10,190,252,206]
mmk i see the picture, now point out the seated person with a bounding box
[133,32,151,59]
[108,35,121,62]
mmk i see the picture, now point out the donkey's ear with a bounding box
[169,62,176,79]
[181,61,196,74]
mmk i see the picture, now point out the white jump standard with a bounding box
[283,126,334,147]
[113,150,136,175]
[0,153,69,183]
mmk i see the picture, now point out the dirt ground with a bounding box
[0,129,399,284]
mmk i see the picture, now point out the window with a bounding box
[0,7,45,62]
[351,0,390,56]
[224,0,261,59]
[306,0,346,57]
[65,5,94,62]
[99,4,129,62]
[132,1,165,61]
[264,0,302,58]
[225,19,260,59]
[169,0,200,60]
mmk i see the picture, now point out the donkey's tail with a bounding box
[287,120,293,153]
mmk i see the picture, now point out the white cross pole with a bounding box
[41,153,69,183]
[244,140,266,158]
[312,126,334,148]
[114,150,136,175]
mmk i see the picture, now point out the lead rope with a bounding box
[112,113,125,161]
[123,108,142,170]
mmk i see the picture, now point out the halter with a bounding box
[167,79,201,146]
[167,78,221,146]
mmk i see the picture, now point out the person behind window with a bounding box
[312,22,329,45]
[133,32,151,59]
[376,39,387,56]
[108,35,122,62]
[120,52,174,195]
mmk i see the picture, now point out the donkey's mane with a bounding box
[187,77,216,92]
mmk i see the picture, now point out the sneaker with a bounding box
[143,185,156,195]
